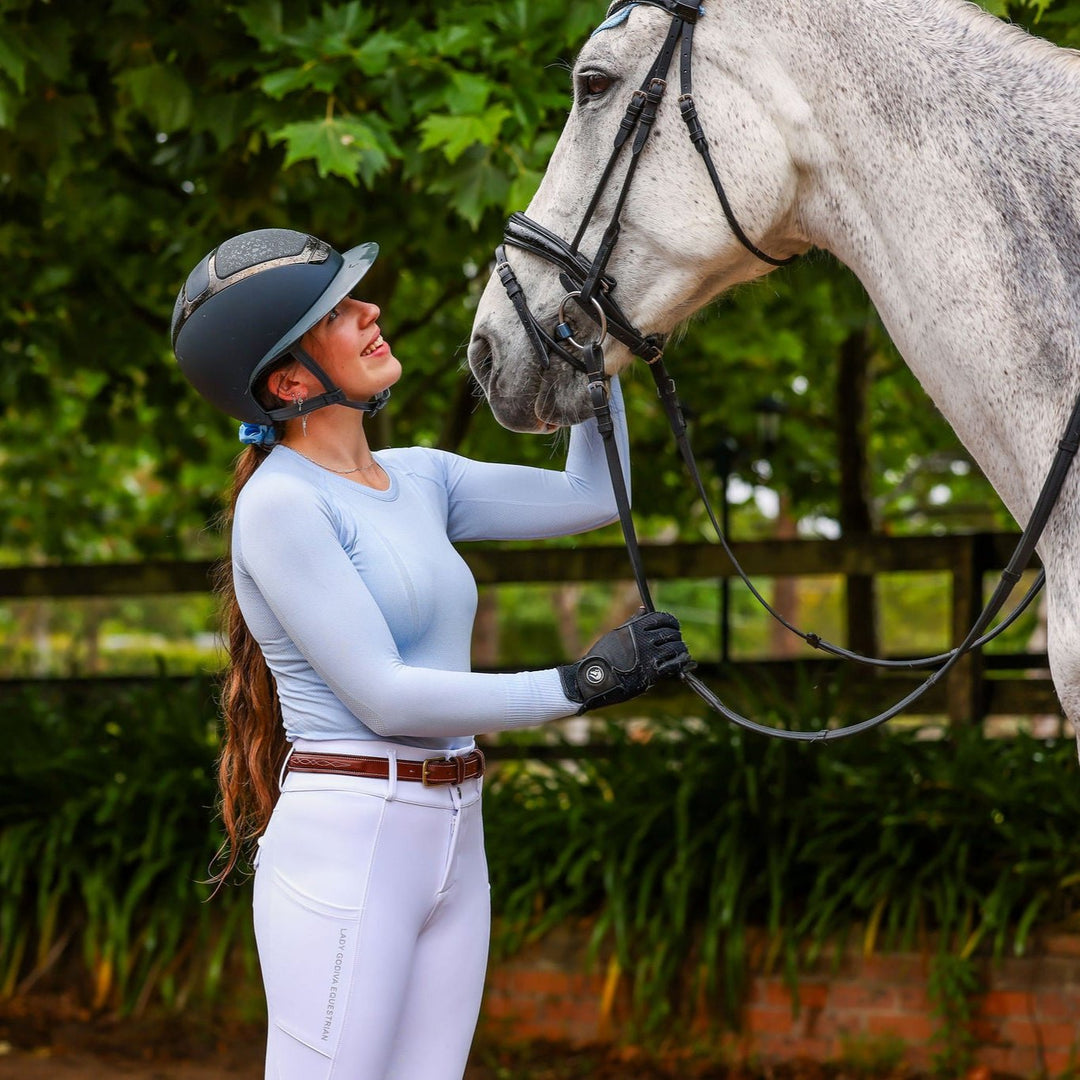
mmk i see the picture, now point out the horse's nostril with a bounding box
[467,335,494,388]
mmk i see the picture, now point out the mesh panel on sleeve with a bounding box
[216,229,310,278]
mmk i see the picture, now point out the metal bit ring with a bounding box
[558,291,609,350]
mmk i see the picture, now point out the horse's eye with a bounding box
[582,72,614,98]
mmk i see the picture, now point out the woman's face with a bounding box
[300,295,402,401]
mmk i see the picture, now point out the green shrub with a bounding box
[0,677,254,1014]
[483,712,1080,1037]
[2,676,1078,1035]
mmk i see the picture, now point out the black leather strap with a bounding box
[584,336,1059,742]
[609,0,701,23]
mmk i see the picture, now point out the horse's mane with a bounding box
[953,0,1080,79]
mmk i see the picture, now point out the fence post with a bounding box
[947,535,986,726]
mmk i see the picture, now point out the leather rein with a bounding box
[494,0,1074,740]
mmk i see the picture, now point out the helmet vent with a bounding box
[216,228,311,278]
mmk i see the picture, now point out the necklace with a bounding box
[285,446,381,475]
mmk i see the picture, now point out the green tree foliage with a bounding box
[0,0,1074,561]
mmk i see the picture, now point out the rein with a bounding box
[590,334,1071,741]
[494,0,1075,739]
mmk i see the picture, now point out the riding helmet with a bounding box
[170,227,388,423]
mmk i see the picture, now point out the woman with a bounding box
[171,227,690,1080]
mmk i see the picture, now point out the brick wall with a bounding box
[479,928,1080,1076]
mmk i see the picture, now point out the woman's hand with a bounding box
[558,609,694,713]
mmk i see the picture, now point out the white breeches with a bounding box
[252,739,490,1080]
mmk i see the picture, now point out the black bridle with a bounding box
[495,0,795,377]
[494,0,1073,740]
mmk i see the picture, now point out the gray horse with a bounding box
[468,0,1080,741]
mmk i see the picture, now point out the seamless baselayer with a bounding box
[232,378,629,752]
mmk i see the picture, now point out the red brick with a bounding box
[895,985,931,1012]
[828,983,898,1011]
[980,989,1036,1017]
[567,972,603,996]
[745,1006,798,1035]
[511,1021,563,1041]
[537,998,599,1026]
[1043,1050,1080,1076]
[859,955,926,982]
[969,1017,1004,1044]
[807,1011,865,1040]
[750,979,829,1011]
[865,1013,937,1042]
[510,970,574,995]
[1033,991,1080,1020]
[996,956,1080,989]
[477,928,1080,1062]
[1001,1018,1079,1050]
[993,1047,1048,1077]
[798,983,829,1010]
[1042,933,1080,958]
[976,1046,1023,1075]
[481,995,525,1021]
[771,1036,833,1060]
[751,980,793,1007]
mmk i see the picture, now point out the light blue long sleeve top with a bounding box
[232,378,629,753]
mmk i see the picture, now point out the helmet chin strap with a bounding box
[264,345,390,421]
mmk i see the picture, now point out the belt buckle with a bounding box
[422,756,458,786]
[422,753,478,786]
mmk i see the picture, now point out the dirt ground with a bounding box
[0,1043,938,1080]
[0,1037,715,1080]
[0,995,939,1080]
[0,998,261,1080]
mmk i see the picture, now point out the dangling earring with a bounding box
[295,395,307,437]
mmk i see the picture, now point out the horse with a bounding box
[467,0,1080,745]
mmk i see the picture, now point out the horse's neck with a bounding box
[726,0,1080,520]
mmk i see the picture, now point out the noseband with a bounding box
[492,0,1072,740]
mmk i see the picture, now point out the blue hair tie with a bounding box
[239,422,277,446]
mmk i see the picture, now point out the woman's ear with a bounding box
[266,364,304,403]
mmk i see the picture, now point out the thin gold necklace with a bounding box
[285,445,380,475]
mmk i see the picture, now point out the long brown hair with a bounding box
[209,436,289,886]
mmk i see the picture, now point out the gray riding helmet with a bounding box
[170,227,389,424]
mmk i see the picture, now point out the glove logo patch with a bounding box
[585,664,607,685]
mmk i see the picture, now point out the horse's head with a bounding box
[469,1,807,432]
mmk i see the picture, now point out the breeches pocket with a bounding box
[252,789,388,1058]
[256,869,365,1057]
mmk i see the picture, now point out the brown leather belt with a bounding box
[287,748,485,787]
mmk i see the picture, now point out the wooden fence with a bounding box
[0,531,1060,726]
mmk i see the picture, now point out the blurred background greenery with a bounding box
[1,0,1073,673]
[1,0,1078,1048]
[1,0,1071,570]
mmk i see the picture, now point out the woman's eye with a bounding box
[582,72,614,98]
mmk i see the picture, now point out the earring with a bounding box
[295,396,307,437]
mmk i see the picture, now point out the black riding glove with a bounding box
[558,609,693,713]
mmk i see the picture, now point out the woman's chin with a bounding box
[359,356,403,398]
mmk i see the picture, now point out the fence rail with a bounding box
[0,532,1058,725]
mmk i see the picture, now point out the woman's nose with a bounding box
[354,299,380,323]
